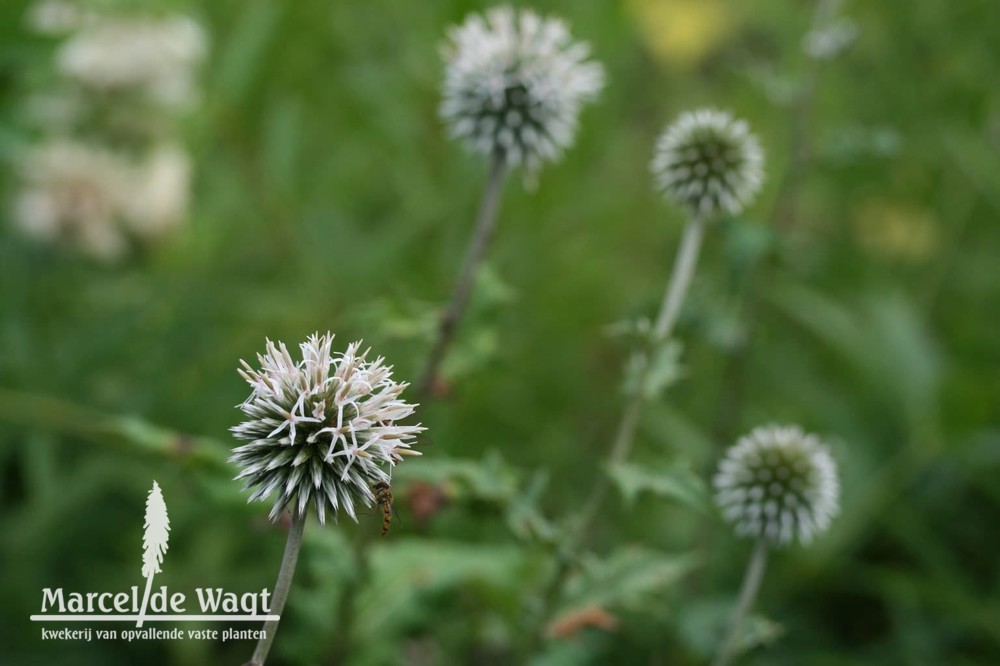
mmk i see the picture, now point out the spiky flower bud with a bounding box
[440,5,605,174]
[651,108,765,219]
[231,333,423,524]
[714,424,839,546]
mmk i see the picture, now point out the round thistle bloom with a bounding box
[714,424,839,546]
[231,334,423,524]
[440,5,605,174]
[651,108,765,218]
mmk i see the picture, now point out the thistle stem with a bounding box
[573,215,706,544]
[249,513,307,666]
[419,154,507,395]
[532,216,707,646]
[713,539,769,666]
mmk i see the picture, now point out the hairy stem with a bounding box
[713,539,769,666]
[249,513,307,666]
[419,154,507,395]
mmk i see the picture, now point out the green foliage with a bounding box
[560,547,699,615]
[608,459,712,515]
[2,0,1000,664]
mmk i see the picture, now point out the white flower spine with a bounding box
[651,108,765,219]
[231,333,424,524]
[440,5,605,174]
[714,424,840,546]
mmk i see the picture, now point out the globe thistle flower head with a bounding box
[651,108,765,219]
[440,5,605,175]
[714,424,839,546]
[231,333,423,524]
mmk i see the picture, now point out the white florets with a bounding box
[231,334,424,524]
[714,424,839,547]
[13,140,192,262]
[56,15,206,106]
[440,5,605,174]
[651,108,765,219]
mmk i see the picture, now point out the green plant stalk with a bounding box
[249,512,307,666]
[0,388,231,474]
[419,153,507,395]
[532,215,706,640]
[573,214,706,545]
[713,539,769,666]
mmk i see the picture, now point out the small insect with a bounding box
[373,481,394,536]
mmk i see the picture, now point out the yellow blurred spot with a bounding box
[626,0,737,68]
[853,200,939,263]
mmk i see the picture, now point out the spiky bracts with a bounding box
[651,108,764,219]
[714,424,839,546]
[231,333,423,524]
[440,5,604,174]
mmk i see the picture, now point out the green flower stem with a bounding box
[533,215,706,645]
[419,153,507,395]
[574,214,706,545]
[249,512,307,666]
[713,539,769,666]
[0,388,230,473]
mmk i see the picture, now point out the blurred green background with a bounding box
[2,0,999,664]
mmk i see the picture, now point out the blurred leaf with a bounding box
[677,598,784,660]
[214,0,283,103]
[560,546,699,615]
[505,469,557,545]
[353,538,542,655]
[608,459,711,515]
[351,295,438,343]
[394,452,520,506]
[767,282,942,421]
[819,125,903,163]
[622,341,685,400]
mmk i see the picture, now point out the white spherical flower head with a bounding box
[231,333,423,524]
[714,424,839,546]
[440,5,605,174]
[651,108,765,219]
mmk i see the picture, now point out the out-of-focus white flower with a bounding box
[25,0,90,35]
[803,18,859,60]
[14,139,131,261]
[440,5,605,174]
[56,15,207,106]
[231,334,424,524]
[13,140,193,261]
[714,424,840,546]
[121,144,192,239]
[651,108,765,219]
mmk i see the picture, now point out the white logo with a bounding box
[30,481,277,643]
[139,481,170,627]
